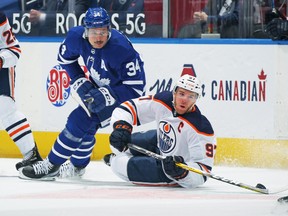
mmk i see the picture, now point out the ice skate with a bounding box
[103,153,115,166]
[19,158,60,180]
[58,161,85,179]
[15,145,43,170]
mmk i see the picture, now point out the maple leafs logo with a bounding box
[90,67,111,86]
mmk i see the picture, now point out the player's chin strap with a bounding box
[127,143,273,194]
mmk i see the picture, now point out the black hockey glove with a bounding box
[109,120,132,152]
[265,18,288,40]
[163,156,188,180]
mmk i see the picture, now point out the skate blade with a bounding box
[18,175,56,181]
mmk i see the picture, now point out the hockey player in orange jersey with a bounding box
[0,11,42,171]
[105,74,217,188]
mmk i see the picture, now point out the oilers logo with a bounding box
[158,121,176,153]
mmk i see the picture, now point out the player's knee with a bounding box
[65,108,98,138]
[187,163,206,188]
[0,95,16,119]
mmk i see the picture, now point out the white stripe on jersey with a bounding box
[57,54,78,65]
[123,80,144,85]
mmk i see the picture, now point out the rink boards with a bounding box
[0,38,288,168]
[1,131,288,168]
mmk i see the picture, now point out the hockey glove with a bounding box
[109,120,132,152]
[265,18,288,40]
[83,85,116,113]
[71,77,94,116]
[163,156,188,180]
[71,77,116,116]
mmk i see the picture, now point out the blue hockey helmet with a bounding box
[83,7,110,29]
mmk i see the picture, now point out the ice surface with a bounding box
[0,158,287,216]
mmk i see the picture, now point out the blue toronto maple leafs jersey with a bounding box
[57,26,146,103]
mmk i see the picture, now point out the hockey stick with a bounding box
[270,0,286,19]
[127,143,269,194]
[271,0,276,13]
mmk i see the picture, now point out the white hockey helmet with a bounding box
[173,74,201,96]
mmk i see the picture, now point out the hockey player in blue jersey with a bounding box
[19,7,146,179]
[104,74,216,188]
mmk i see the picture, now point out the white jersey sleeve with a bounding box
[0,12,21,68]
[111,95,159,126]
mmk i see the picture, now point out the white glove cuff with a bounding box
[98,87,116,106]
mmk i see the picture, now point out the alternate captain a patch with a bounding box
[158,121,176,153]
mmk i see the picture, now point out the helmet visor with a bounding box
[87,28,109,37]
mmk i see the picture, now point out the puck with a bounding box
[256,183,266,189]
[278,196,288,203]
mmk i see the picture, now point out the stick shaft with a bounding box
[127,143,269,194]
[271,0,275,9]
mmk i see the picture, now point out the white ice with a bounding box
[0,158,287,216]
